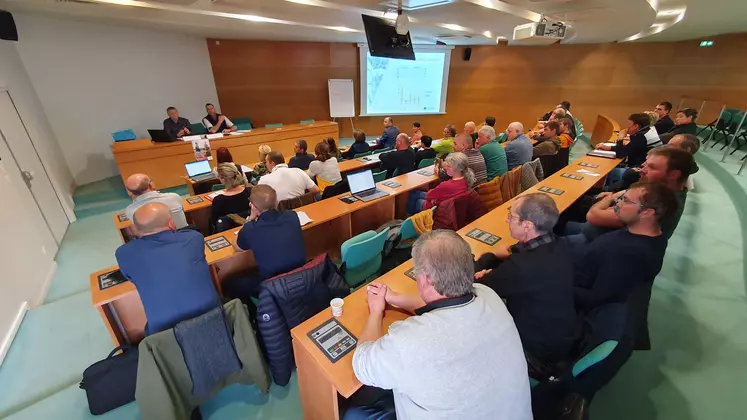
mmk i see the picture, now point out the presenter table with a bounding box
[112,121,339,189]
[289,155,622,420]
[113,153,387,240]
[92,168,439,347]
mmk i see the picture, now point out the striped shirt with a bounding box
[463,148,488,185]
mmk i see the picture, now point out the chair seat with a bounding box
[340,228,390,287]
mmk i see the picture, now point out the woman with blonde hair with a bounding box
[210,163,251,228]
[643,110,662,148]
[252,144,272,183]
[307,141,342,192]
[406,152,474,215]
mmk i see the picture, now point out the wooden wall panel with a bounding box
[207,34,747,140]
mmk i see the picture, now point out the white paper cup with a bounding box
[331,298,344,317]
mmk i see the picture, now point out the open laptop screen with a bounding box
[348,169,376,194]
[185,160,211,177]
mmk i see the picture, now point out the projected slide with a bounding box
[365,51,447,115]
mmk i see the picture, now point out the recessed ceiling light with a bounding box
[235,15,283,23]
[657,8,685,16]
[327,26,358,32]
[439,23,468,31]
[483,30,492,38]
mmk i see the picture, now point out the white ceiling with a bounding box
[0,0,745,45]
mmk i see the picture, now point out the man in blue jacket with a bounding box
[374,117,400,150]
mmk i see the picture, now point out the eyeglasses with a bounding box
[506,206,521,222]
[614,191,646,210]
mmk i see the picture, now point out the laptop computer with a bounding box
[348,169,389,202]
[185,160,215,182]
[148,129,174,143]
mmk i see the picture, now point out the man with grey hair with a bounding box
[475,193,579,377]
[115,203,219,334]
[504,121,533,170]
[476,125,508,181]
[347,230,531,420]
[124,173,188,229]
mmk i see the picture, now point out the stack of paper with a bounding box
[206,133,224,140]
[206,190,225,201]
[182,135,202,142]
[587,150,617,159]
[296,211,313,226]
[599,142,617,148]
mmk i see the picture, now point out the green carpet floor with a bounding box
[0,135,744,419]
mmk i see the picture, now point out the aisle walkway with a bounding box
[0,143,744,419]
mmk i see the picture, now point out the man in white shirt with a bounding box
[347,230,532,420]
[124,174,188,230]
[202,103,237,134]
[258,151,319,202]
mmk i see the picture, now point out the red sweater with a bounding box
[424,178,468,209]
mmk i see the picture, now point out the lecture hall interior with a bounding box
[0,0,746,419]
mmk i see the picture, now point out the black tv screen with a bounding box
[362,15,415,61]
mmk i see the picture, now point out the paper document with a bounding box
[206,190,225,201]
[240,165,252,173]
[237,129,252,133]
[587,150,617,159]
[206,133,224,140]
[577,169,601,177]
[296,211,313,226]
[599,142,617,148]
[182,135,201,141]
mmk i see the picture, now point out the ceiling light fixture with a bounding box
[620,5,686,42]
[439,23,468,32]
[327,26,359,32]
[483,30,492,38]
[394,1,409,36]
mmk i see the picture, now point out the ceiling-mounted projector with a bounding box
[513,17,567,45]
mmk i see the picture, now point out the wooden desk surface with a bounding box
[289,155,622,398]
[94,167,438,308]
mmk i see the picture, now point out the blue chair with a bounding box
[354,151,373,158]
[235,123,253,131]
[233,117,253,128]
[340,228,390,288]
[265,123,283,129]
[396,217,418,249]
[391,168,401,178]
[418,158,435,169]
[372,170,387,183]
[190,123,207,135]
[300,119,315,124]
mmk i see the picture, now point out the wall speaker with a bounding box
[463,47,472,61]
[0,10,18,42]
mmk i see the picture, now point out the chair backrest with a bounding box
[278,191,315,211]
[321,179,350,199]
[391,168,401,178]
[235,122,253,131]
[397,217,418,248]
[418,158,435,169]
[354,151,373,158]
[375,147,393,154]
[211,183,225,191]
[300,119,315,124]
[233,117,253,127]
[340,228,390,287]
[496,132,508,143]
[475,176,503,211]
[190,123,208,135]
[539,153,565,177]
[265,123,283,129]
[372,170,387,183]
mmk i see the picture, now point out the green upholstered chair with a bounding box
[233,117,253,128]
[236,123,253,131]
[190,123,207,135]
[396,217,418,249]
[265,123,283,128]
[354,151,374,158]
[340,228,390,288]
[418,158,435,169]
[496,132,508,143]
[300,119,315,124]
[211,184,225,192]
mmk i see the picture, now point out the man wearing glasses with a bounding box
[574,181,677,351]
[473,193,579,381]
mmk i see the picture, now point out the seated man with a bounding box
[346,230,532,420]
[574,181,676,349]
[504,121,533,170]
[532,121,562,159]
[476,125,508,181]
[228,185,307,299]
[464,121,478,146]
[258,151,319,201]
[202,103,237,134]
[596,113,652,169]
[115,203,219,334]
[432,124,456,157]
[163,106,191,139]
[475,193,578,374]
[375,117,400,150]
[124,173,188,229]
[411,121,423,144]
[288,139,315,170]
[565,146,693,242]
[654,101,675,134]
[414,135,436,166]
[453,133,487,185]
[379,133,416,178]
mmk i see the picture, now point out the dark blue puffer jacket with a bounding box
[256,254,349,386]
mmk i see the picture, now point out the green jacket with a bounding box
[479,140,508,181]
[432,137,455,157]
[136,299,271,420]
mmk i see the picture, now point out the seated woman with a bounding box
[210,163,251,230]
[660,108,698,144]
[214,147,249,186]
[406,152,474,215]
[341,129,370,158]
[323,136,343,160]
[251,144,272,184]
[307,141,342,192]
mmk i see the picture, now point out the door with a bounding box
[0,135,57,364]
[0,91,69,244]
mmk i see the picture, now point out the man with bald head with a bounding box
[464,121,478,146]
[503,122,533,170]
[124,173,187,229]
[115,203,219,334]
[379,133,416,178]
[453,133,487,184]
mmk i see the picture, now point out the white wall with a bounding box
[13,14,220,185]
[0,40,76,220]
